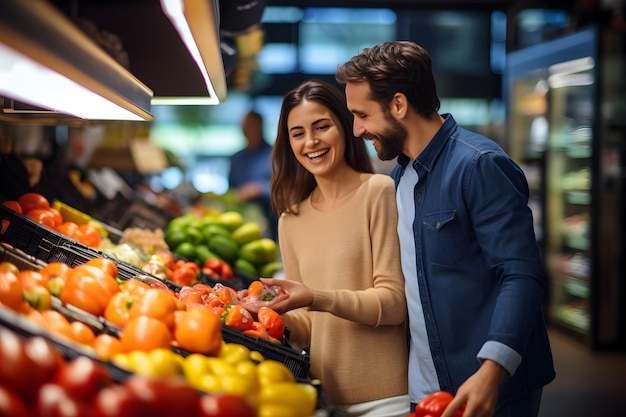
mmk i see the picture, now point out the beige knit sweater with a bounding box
[278,174,408,406]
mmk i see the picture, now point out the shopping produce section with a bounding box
[0,193,339,417]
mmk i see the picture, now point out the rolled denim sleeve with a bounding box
[477,340,522,376]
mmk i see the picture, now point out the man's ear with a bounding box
[389,92,408,120]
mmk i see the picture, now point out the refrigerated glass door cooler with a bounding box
[505,27,626,351]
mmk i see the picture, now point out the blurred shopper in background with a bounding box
[261,79,409,416]
[336,41,555,417]
[228,111,277,240]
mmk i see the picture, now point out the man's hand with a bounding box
[441,360,507,417]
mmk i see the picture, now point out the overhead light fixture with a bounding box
[0,0,153,121]
[548,57,595,89]
[159,0,227,105]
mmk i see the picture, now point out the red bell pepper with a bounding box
[410,391,465,417]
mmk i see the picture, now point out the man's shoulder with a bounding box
[452,126,503,154]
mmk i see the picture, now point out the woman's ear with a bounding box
[389,92,408,120]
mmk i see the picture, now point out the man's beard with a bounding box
[367,117,407,161]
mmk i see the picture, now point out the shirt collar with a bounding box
[397,113,458,172]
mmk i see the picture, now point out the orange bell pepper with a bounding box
[59,265,119,317]
[128,288,179,331]
[257,306,285,340]
[104,291,137,327]
[223,305,256,331]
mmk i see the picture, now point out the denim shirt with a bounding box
[391,114,555,407]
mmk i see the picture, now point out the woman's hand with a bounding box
[259,278,314,314]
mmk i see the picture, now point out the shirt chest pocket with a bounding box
[422,210,465,267]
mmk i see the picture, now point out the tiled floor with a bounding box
[538,327,626,417]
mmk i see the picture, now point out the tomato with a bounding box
[0,385,32,417]
[36,382,100,417]
[26,308,52,329]
[94,384,148,417]
[41,310,74,341]
[85,257,118,279]
[17,192,49,213]
[0,266,24,312]
[69,320,96,345]
[174,306,223,355]
[60,265,119,317]
[93,334,123,361]
[128,288,178,331]
[53,356,113,400]
[124,374,201,417]
[257,306,285,340]
[54,221,80,239]
[120,315,173,353]
[2,200,23,213]
[198,393,256,417]
[23,335,65,380]
[26,208,56,227]
[47,206,63,227]
[0,328,54,401]
[78,223,101,247]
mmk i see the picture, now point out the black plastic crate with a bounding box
[0,242,46,271]
[0,204,70,261]
[44,242,182,292]
[221,325,310,380]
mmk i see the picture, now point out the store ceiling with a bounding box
[46,0,573,99]
[47,0,212,99]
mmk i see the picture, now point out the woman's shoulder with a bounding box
[354,174,395,202]
[363,173,395,190]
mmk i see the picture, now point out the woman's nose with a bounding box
[305,133,318,146]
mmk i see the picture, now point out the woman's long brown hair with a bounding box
[270,79,373,215]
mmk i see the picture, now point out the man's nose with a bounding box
[353,119,365,137]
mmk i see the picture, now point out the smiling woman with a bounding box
[261,79,410,416]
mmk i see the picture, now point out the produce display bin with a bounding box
[0,211,332,414]
[0,211,312,378]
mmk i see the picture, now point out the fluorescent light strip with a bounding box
[548,73,594,89]
[0,0,153,121]
[160,0,226,105]
[0,44,145,120]
[549,57,595,76]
